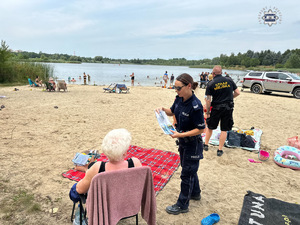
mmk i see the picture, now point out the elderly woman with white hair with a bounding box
[75,128,142,194]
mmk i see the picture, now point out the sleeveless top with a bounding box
[98,158,134,173]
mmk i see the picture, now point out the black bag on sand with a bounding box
[241,135,256,148]
[226,130,243,147]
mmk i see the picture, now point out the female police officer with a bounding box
[156,73,205,215]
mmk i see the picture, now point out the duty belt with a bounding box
[179,135,202,143]
[213,102,234,110]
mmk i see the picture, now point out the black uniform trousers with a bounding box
[176,138,202,210]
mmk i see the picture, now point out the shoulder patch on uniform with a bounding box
[192,100,200,110]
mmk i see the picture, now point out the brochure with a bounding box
[155,110,176,135]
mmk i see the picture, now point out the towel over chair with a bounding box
[86,166,156,225]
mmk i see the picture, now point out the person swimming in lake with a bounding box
[130,72,135,86]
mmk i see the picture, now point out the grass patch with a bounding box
[0,188,41,223]
[0,82,27,87]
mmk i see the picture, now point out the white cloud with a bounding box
[1,0,299,59]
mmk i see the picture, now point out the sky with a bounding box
[1,0,299,60]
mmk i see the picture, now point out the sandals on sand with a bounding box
[201,213,220,225]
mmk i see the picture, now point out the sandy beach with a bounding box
[0,84,299,225]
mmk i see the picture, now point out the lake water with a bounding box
[49,63,247,87]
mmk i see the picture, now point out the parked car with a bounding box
[242,71,300,99]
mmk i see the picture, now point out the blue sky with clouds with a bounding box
[1,0,299,59]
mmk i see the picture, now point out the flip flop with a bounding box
[201,213,220,225]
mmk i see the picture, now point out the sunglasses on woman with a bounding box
[174,85,185,91]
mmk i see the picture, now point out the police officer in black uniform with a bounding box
[204,65,240,156]
[156,73,205,215]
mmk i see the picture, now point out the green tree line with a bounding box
[10,48,300,69]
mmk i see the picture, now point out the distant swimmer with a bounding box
[83,72,87,85]
[71,78,76,82]
[130,72,135,86]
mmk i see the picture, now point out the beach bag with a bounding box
[241,135,256,148]
[227,130,243,147]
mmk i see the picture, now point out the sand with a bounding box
[0,84,299,225]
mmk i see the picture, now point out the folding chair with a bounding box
[116,84,130,93]
[45,82,55,91]
[57,80,67,92]
[103,83,116,93]
[86,166,156,225]
[71,194,88,225]
[28,78,39,87]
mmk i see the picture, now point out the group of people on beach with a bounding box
[31,76,67,91]
[68,72,91,84]
[69,65,240,222]
[128,71,175,87]
[162,71,175,88]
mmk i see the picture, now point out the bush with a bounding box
[0,40,54,84]
[0,61,54,84]
[275,63,284,68]
[285,53,300,68]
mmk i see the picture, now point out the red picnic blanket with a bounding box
[62,145,180,195]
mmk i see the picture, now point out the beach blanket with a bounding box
[238,191,300,225]
[62,145,180,195]
[202,127,262,151]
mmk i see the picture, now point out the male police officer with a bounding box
[204,65,240,156]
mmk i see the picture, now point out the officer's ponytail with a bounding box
[176,73,198,90]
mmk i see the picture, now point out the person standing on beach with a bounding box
[130,72,135,86]
[204,65,240,156]
[208,73,213,81]
[156,73,205,215]
[83,72,87,85]
[170,74,174,87]
[203,72,208,81]
[163,71,168,88]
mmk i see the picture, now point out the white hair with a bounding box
[101,129,132,162]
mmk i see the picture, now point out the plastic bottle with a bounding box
[73,204,86,225]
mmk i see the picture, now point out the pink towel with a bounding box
[86,166,156,225]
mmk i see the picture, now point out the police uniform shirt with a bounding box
[170,93,205,133]
[205,74,237,106]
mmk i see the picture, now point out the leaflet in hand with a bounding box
[155,110,175,135]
